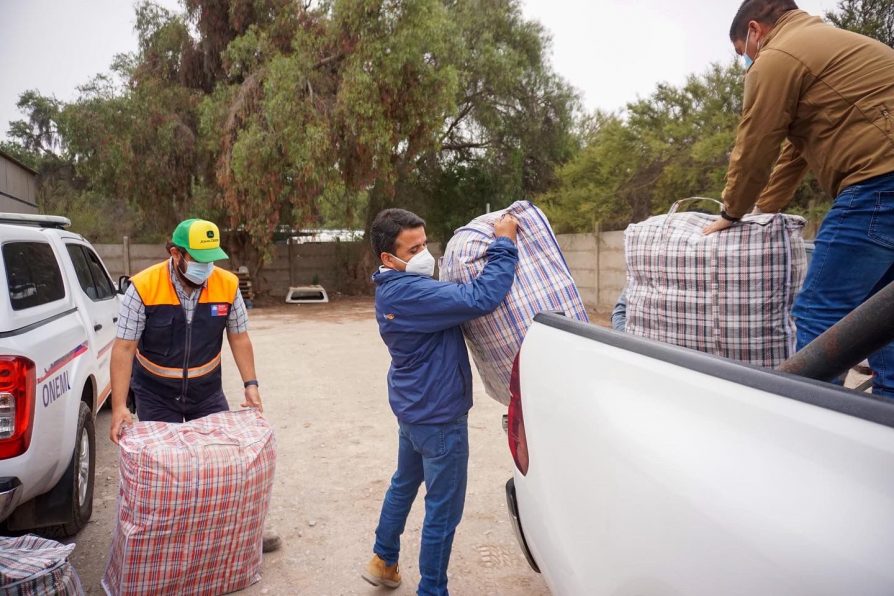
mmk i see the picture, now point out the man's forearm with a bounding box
[227,331,257,383]
[110,339,137,410]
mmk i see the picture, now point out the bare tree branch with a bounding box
[440,102,474,144]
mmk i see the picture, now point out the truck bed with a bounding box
[510,313,894,596]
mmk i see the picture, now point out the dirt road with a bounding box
[67,298,549,595]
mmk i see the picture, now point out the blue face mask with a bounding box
[179,258,214,285]
[742,30,754,69]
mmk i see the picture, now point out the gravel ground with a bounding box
[66,298,549,595]
[60,298,872,595]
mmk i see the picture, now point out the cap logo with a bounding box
[188,220,221,250]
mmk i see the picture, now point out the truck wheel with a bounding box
[43,402,95,538]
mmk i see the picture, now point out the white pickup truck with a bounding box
[505,300,894,595]
[0,213,120,537]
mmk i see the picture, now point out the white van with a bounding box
[0,213,120,537]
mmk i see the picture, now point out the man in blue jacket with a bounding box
[362,208,518,595]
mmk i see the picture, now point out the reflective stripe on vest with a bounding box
[135,350,222,379]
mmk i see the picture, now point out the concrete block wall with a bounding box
[95,241,370,297]
[556,234,598,308]
[597,231,626,308]
[257,241,371,297]
[94,244,171,279]
[556,231,626,312]
[92,234,627,310]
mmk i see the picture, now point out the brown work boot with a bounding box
[361,554,401,588]
[262,529,282,553]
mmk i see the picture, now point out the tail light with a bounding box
[507,352,529,475]
[0,356,36,459]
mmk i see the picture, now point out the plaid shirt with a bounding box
[440,200,589,405]
[116,260,248,341]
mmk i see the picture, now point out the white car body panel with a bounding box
[512,317,894,596]
[0,220,119,518]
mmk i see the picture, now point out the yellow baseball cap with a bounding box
[171,219,229,263]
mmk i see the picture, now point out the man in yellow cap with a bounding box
[108,219,280,550]
[109,218,261,436]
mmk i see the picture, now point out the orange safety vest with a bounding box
[130,261,238,402]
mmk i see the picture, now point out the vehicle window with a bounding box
[66,244,99,300]
[3,242,66,310]
[82,246,115,300]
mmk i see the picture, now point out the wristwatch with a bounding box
[720,210,741,222]
[244,379,259,388]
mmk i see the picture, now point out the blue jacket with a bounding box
[373,237,518,424]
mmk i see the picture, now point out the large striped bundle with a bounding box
[102,409,276,596]
[0,535,84,595]
[625,211,807,367]
[440,200,589,405]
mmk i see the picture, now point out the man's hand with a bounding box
[109,406,133,444]
[241,385,263,413]
[703,217,735,235]
[494,214,519,243]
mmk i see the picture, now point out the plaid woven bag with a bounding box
[440,200,589,405]
[102,409,276,596]
[0,535,84,595]
[625,204,807,367]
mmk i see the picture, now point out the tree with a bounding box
[394,0,580,242]
[201,0,461,259]
[827,0,894,47]
[4,0,577,278]
[541,62,746,232]
[199,0,577,251]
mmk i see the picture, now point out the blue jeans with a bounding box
[373,415,469,596]
[792,171,894,398]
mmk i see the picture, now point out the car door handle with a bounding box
[94,323,103,332]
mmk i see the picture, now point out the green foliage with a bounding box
[6,0,891,257]
[542,62,747,232]
[542,0,893,235]
[3,0,576,258]
[7,91,65,156]
[826,0,894,47]
[404,0,580,241]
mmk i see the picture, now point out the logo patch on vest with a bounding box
[211,304,229,317]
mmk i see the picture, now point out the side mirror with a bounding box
[117,275,132,295]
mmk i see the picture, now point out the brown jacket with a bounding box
[722,10,894,218]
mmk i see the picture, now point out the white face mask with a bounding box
[392,248,436,277]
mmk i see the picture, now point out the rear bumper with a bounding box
[505,478,540,573]
[0,477,22,521]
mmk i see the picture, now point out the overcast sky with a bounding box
[0,0,841,142]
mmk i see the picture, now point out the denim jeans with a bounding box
[792,171,894,398]
[373,415,469,596]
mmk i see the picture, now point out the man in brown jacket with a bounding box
[705,0,894,397]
